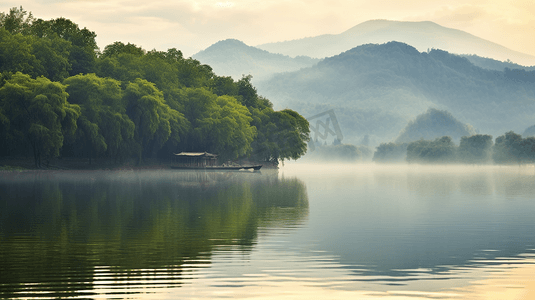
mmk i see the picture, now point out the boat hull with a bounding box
[170,165,262,171]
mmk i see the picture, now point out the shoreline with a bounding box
[0,157,279,171]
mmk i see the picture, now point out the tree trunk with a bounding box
[31,141,40,169]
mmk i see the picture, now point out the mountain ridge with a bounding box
[192,39,320,81]
[255,41,535,144]
[256,20,535,66]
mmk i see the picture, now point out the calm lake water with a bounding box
[1,163,534,299]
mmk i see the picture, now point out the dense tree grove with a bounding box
[406,136,456,163]
[0,7,310,167]
[492,131,535,164]
[458,134,493,164]
[373,142,408,163]
[0,72,80,167]
[374,132,535,164]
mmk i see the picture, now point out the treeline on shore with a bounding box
[374,131,535,164]
[0,7,310,168]
[303,139,373,162]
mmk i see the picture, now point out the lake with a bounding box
[1,163,534,299]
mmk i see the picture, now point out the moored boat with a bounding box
[171,152,261,171]
[170,165,262,171]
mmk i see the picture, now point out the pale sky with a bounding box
[2,0,534,58]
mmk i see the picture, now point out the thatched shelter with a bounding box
[173,152,218,167]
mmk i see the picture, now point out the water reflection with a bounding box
[371,164,535,197]
[0,170,308,299]
[279,164,535,289]
[1,164,535,299]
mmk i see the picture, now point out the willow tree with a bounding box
[174,87,256,160]
[0,72,80,167]
[249,108,310,164]
[123,78,189,162]
[64,73,136,163]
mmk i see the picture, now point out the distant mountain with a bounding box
[257,20,535,66]
[395,108,476,144]
[192,39,320,82]
[523,125,535,137]
[256,42,535,145]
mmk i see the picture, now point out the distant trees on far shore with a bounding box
[374,132,535,164]
[303,143,373,162]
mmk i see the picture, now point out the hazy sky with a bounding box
[2,0,534,58]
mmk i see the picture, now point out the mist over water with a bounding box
[1,164,534,299]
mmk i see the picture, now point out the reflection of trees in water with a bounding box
[373,165,535,197]
[0,170,308,299]
[353,166,535,280]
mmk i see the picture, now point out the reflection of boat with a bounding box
[170,165,262,171]
[171,152,261,171]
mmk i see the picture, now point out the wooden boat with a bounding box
[171,152,261,171]
[170,165,262,171]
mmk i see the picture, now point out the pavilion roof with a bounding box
[174,152,217,157]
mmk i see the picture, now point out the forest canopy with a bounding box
[0,7,310,168]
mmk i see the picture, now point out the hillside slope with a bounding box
[395,108,476,143]
[256,42,535,144]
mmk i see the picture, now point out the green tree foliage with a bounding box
[177,57,214,88]
[0,72,80,167]
[210,75,238,96]
[101,41,144,58]
[97,44,213,90]
[518,137,535,162]
[211,95,256,159]
[30,17,98,75]
[457,134,493,164]
[123,78,189,161]
[0,28,39,76]
[0,6,34,34]
[251,109,309,164]
[0,26,72,82]
[492,131,535,164]
[236,75,272,110]
[231,75,310,164]
[30,34,71,81]
[97,42,145,82]
[0,8,311,167]
[248,107,277,163]
[0,8,98,78]
[174,87,255,160]
[406,136,456,163]
[275,109,310,161]
[63,74,135,163]
[96,48,306,163]
[373,142,408,163]
[492,131,522,164]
